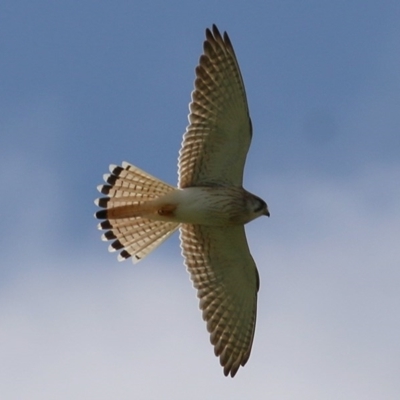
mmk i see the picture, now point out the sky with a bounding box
[1,0,400,398]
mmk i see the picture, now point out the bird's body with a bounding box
[100,184,266,226]
[95,25,269,377]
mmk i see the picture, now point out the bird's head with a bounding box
[249,194,270,220]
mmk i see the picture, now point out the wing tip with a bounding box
[204,24,232,52]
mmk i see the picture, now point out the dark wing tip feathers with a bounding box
[204,24,225,52]
[203,24,251,143]
[226,365,239,378]
[210,24,222,40]
[204,24,233,53]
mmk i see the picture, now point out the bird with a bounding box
[95,24,269,377]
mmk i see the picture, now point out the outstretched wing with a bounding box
[179,224,259,377]
[178,25,252,188]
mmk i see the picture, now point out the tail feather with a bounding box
[98,162,176,200]
[114,217,178,262]
[95,162,179,263]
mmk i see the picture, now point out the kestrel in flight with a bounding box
[95,25,269,377]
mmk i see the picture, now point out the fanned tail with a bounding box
[95,162,180,263]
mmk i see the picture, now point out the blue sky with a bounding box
[1,1,399,398]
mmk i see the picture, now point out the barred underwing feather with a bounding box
[178,25,252,188]
[179,224,259,377]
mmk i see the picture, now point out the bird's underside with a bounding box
[95,25,268,377]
